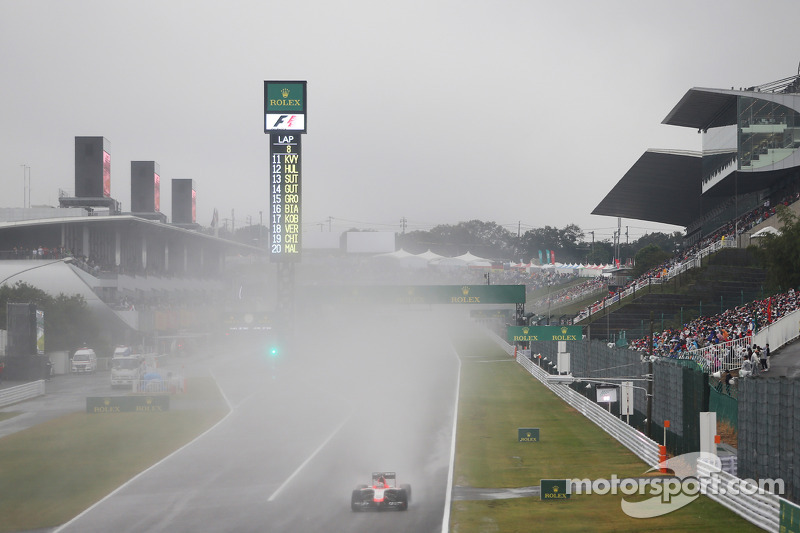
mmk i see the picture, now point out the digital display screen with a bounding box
[596,388,618,403]
[154,173,160,211]
[103,151,111,197]
[191,189,196,223]
[269,133,301,262]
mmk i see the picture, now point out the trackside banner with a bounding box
[304,285,526,305]
[86,396,170,413]
[507,325,583,342]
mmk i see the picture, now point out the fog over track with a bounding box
[55,306,462,533]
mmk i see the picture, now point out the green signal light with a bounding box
[270,346,279,357]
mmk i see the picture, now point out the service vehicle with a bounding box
[110,346,144,388]
[71,348,97,373]
[350,472,411,511]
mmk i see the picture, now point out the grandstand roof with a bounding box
[662,87,740,130]
[592,150,702,227]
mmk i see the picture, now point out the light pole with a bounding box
[0,257,73,287]
[21,164,30,208]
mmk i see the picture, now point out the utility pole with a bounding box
[327,216,332,232]
[400,217,407,234]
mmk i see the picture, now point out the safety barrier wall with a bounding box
[0,380,45,407]
[487,328,783,532]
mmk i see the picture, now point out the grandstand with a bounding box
[582,69,800,341]
[0,137,264,353]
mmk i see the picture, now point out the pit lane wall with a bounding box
[485,328,785,532]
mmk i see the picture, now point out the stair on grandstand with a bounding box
[582,250,766,342]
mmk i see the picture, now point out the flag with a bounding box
[210,208,219,228]
[768,297,772,323]
[551,250,556,264]
[538,250,543,264]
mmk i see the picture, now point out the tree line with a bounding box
[395,220,683,265]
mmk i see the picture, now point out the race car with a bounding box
[351,472,411,511]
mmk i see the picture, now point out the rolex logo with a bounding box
[104,399,110,406]
[561,327,568,334]
[146,397,153,405]
[553,485,560,493]
[281,88,290,98]
[522,327,529,335]
[461,286,470,296]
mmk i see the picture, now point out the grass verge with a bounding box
[0,376,228,533]
[448,326,761,532]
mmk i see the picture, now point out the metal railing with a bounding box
[573,239,736,324]
[133,375,185,394]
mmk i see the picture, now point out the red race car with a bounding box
[351,472,411,511]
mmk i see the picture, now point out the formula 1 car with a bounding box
[351,472,411,511]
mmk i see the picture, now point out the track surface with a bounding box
[54,307,461,533]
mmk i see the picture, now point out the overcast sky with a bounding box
[2,0,799,243]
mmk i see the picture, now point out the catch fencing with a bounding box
[0,380,45,407]
[488,328,786,531]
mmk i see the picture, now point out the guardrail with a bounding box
[696,458,779,531]
[488,328,780,531]
[0,380,45,407]
[486,329,660,466]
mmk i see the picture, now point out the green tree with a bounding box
[630,244,672,278]
[519,224,585,263]
[398,220,515,259]
[0,281,99,353]
[756,205,800,292]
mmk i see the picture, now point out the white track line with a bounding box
[267,412,352,502]
[441,342,462,533]
[53,371,235,532]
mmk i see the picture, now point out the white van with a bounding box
[71,348,97,373]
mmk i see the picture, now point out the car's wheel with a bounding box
[400,484,411,502]
[396,488,408,510]
[351,489,364,511]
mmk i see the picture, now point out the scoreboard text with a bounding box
[269,134,301,262]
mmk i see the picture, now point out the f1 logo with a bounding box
[266,113,305,132]
[272,115,297,128]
